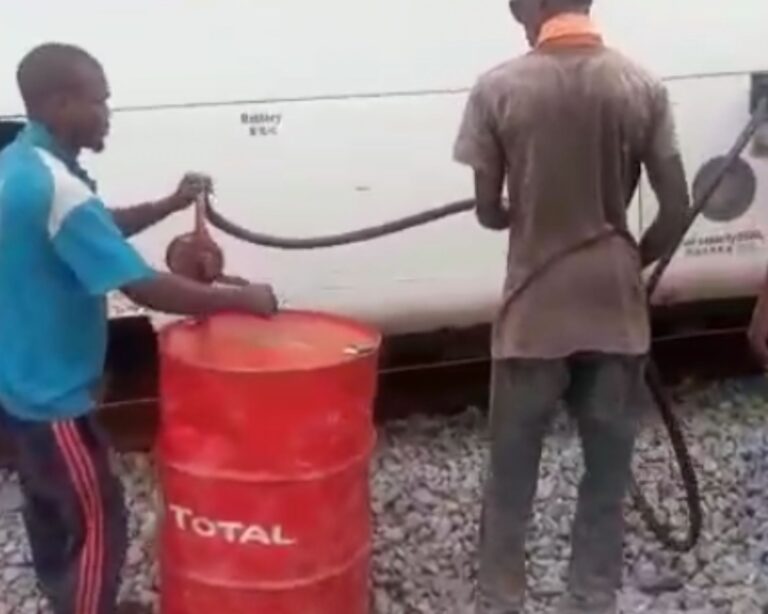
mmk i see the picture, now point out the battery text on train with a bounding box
[240,112,282,138]
[683,229,765,257]
[169,504,297,546]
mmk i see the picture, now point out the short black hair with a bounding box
[16,43,102,112]
[543,0,592,9]
[556,0,592,7]
[0,121,23,152]
[510,0,592,10]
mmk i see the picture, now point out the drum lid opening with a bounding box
[159,311,380,373]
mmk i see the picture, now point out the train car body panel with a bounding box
[641,73,768,306]
[1,1,767,335]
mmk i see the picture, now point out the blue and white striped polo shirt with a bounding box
[0,122,155,421]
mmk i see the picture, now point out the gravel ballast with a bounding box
[2,377,768,613]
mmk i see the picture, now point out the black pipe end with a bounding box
[750,72,768,114]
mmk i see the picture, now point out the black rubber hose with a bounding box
[203,97,768,553]
[207,198,475,249]
[629,360,703,552]
[630,96,768,552]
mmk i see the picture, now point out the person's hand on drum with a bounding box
[233,283,278,316]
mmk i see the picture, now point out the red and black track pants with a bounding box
[3,411,126,614]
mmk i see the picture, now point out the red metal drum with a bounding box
[156,311,381,614]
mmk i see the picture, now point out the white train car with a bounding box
[1,0,767,345]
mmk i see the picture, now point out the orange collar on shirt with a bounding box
[536,13,603,48]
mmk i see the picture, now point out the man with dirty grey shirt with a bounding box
[453,0,690,612]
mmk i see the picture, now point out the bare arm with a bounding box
[454,80,509,230]
[111,198,179,238]
[640,153,689,267]
[111,173,211,238]
[122,271,277,317]
[474,168,508,230]
[748,271,768,367]
[639,86,690,268]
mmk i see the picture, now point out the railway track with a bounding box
[0,297,758,466]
